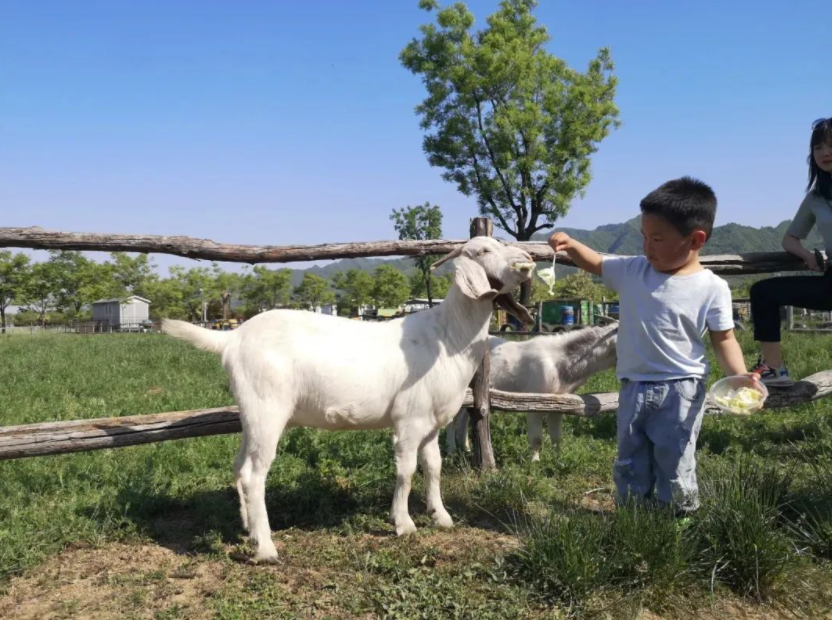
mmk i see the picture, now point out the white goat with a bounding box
[446,323,618,461]
[162,237,534,563]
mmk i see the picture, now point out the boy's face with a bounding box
[641,213,706,273]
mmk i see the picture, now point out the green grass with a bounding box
[1,330,832,618]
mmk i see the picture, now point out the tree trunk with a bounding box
[222,291,231,320]
[516,231,533,306]
[519,280,532,306]
[0,307,5,334]
[425,268,434,308]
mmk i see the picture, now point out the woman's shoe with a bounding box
[751,357,794,387]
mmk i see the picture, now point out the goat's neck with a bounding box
[434,285,493,362]
[553,328,614,391]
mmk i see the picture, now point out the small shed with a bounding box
[91,296,151,330]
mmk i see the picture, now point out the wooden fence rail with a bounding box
[1,226,825,275]
[2,372,831,462]
[2,224,830,465]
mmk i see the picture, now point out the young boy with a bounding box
[549,177,756,512]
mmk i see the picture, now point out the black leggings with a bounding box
[749,271,832,342]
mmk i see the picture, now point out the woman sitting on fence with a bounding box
[750,117,832,386]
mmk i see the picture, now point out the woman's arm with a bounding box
[782,234,822,272]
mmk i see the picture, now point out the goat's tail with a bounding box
[161,319,231,355]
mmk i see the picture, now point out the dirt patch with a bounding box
[0,528,519,620]
[0,542,225,620]
[1,531,827,620]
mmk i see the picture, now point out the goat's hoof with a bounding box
[249,550,280,565]
[431,511,453,529]
[395,520,418,536]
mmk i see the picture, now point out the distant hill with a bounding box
[284,217,823,283]
[531,217,823,255]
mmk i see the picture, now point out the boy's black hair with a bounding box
[639,177,717,240]
[808,118,832,200]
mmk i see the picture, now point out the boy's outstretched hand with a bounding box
[547,231,603,276]
[548,232,572,253]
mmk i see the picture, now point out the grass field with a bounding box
[1,330,832,619]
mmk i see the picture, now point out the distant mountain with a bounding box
[282,218,823,283]
[531,217,823,256]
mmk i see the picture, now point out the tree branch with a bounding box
[469,150,517,237]
[474,98,524,230]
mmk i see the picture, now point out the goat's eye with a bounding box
[478,248,491,255]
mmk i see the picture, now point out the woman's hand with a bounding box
[804,252,822,272]
[782,235,823,272]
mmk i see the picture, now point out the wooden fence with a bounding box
[1,223,830,468]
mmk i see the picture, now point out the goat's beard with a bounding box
[495,292,534,326]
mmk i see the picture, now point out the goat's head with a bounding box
[433,237,535,325]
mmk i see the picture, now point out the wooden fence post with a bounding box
[468,217,497,471]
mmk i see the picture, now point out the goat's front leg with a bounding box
[526,412,544,462]
[547,412,564,452]
[420,431,453,528]
[391,433,419,536]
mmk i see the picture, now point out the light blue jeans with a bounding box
[614,378,706,512]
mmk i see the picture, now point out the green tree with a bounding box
[242,266,293,315]
[166,266,214,321]
[373,265,411,308]
[208,263,245,319]
[390,202,443,307]
[293,273,335,310]
[110,253,154,295]
[21,261,60,325]
[332,269,375,316]
[553,271,610,302]
[0,251,31,333]
[46,251,117,318]
[141,276,188,320]
[401,0,619,303]
[408,270,453,302]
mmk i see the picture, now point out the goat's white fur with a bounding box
[162,237,533,563]
[447,323,617,461]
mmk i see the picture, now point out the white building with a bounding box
[91,296,151,330]
[403,298,443,314]
[313,303,338,316]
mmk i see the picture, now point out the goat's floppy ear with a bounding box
[454,256,498,301]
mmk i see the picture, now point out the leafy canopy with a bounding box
[401,0,619,240]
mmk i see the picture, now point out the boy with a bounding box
[549,177,756,512]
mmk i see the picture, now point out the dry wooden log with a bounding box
[0,227,465,263]
[2,370,830,461]
[0,407,241,460]
[463,389,620,416]
[0,226,823,274]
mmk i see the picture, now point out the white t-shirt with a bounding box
[786,191,832,256]
[602,255,734,381]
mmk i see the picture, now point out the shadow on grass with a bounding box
[98,469,399,556]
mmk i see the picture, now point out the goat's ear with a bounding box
[454,256,498,301]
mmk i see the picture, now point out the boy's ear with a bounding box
[689,229,707,250]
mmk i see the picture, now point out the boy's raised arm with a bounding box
[548,232,604,276]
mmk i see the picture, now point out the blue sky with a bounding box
[1,0,829,272]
